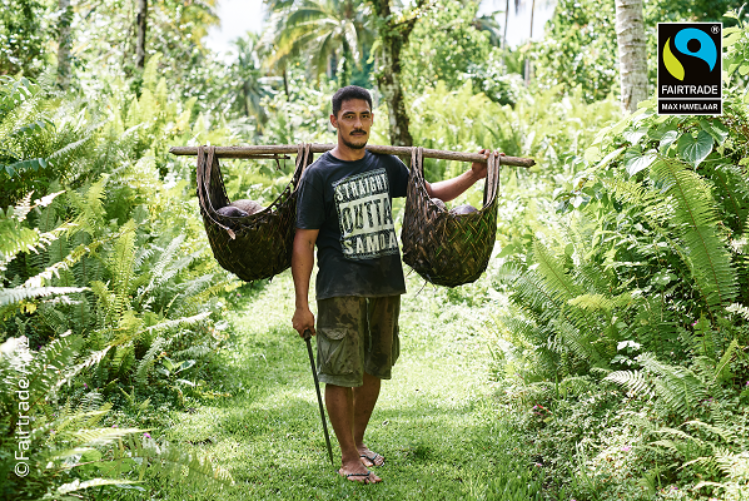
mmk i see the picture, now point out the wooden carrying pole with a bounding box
[169,144,536,168]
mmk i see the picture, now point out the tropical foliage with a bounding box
[491,13,749,499]
[2,0,749,499]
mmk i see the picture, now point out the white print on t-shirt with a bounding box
[333,168,399,260]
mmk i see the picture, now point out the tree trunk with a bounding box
[502,0,510,50]
[282,64,290,101]
[338,44,352,87]
[56,0,72,90]
[529,0,535,39]
[136,0,148,69]
[615,0,648,113]
[523,0,536,86]
[243,83,250,117]
[370,0,417,147]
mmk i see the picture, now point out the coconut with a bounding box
[430,198,447,211]
[216,205,249,218]
[230,199,263,215]
[450,204,478,215]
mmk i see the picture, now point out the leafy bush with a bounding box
[401,0,493,96]
[1,67,239,399]
[532,0,740,101]
[0,0,48,77]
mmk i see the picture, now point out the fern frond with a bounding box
[714,450,749,480]
[52,346,112,392]
[533,239,581,301]
[567,292,632,311]
[605,369,651,395]
[68,174,110,233]
[46,134,93,165]
[553,317,605,366]
[714,338,739,382]
[637,352,708,418]
[171,344,214,361]
[72,427,143,447]
[124,434,234,492]
[145,311,211,334]
[649,439,687,456]
[23,237,102,288]
[652,426,705,445]
[650,159,738,312]
[684,420,737,444]
[135,337,165,388]
[109,220,137,320]
[56,478,142,495]
[0,286,89,307]
[602,177,672,227]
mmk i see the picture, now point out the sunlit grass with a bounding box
[150,270,540,500]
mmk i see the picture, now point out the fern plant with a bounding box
[0,335,233,500]
[0,76,97,210]
[1,92,236,394]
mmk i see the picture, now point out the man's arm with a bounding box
[424,149,502,202]
[291,228,319,337]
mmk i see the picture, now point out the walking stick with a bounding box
[303,329,335,466]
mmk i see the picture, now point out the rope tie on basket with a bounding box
[293,142,313,191]
[198,145,236,239]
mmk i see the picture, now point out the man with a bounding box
[291,85,499,484]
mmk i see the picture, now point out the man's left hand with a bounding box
[471,149,505,181]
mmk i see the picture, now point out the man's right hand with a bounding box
[292,307,316,338]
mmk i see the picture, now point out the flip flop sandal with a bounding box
[360,452,384,466]
[344,471,375,484]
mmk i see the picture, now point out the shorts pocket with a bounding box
[318,326,357,376]
[323,327,348,341]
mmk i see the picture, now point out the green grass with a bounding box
[148,271,542,500]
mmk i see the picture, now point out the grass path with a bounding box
[160,272,537,500]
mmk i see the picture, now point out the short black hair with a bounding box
[332,86,372,117]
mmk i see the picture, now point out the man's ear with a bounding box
[329,114,338,129]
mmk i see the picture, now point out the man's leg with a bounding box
[316,296,385,481]
[325,384,381,483]
[356,295,400,466]
[353,372,383,465]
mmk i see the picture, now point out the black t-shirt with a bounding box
[296,150,410,300]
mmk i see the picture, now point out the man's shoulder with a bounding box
[369,151,409,171]
[302,153,335,180]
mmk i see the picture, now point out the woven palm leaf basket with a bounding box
[401,146,501,287]
[195,144,314,282]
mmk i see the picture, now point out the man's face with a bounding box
[331,98,373,150]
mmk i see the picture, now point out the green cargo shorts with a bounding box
[315,295,401,387]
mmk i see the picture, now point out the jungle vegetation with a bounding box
[1,0,748,499]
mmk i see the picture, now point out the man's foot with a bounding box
[358,447,385,467]
[338,464,382,484]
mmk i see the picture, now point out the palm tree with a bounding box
[233,33,271,128]
[262,0,374,87]
[472,10,503,47]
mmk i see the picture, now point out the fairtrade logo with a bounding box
[663,28,718,81]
